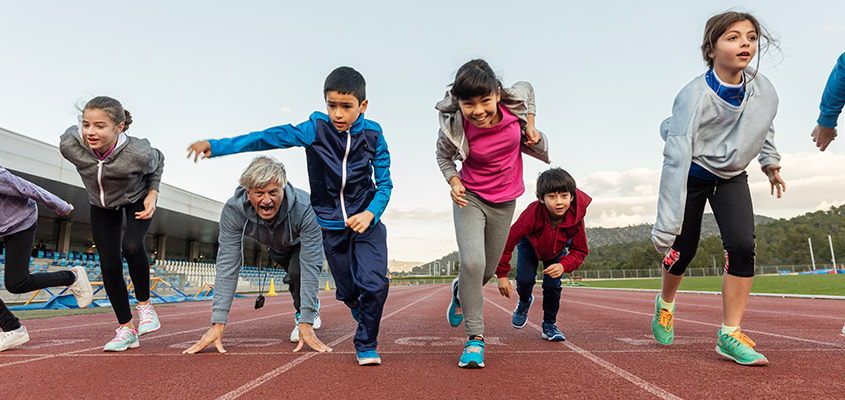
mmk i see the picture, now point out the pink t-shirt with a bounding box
[459,105,524,203]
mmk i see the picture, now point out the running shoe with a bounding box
[512,295,534,329]
[651,294,674,345]
[291,312,300,343]
[356,350,381,366]
[458,336,485,368]
[137,304,161,335]
[541,322,566,341]
[447,277,463,327]
[715,329,769,366]
[0,326,30,352]
[103,326,139,352]
[313,301,322,330]
[68,266,93,308]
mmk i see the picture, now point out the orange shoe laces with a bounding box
[728,331,756,348]
[657,308,673,331]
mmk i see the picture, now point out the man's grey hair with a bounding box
[239,156,287,189]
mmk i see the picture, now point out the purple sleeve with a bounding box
[0,166,71,215]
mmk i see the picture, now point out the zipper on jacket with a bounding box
[97,160,106,207]
[339,131,351,221]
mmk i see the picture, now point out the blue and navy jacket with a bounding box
[208,112,392,230]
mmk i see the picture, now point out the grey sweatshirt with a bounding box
[211,183,323,325]
[652,71,780,253]
[59,126,164,208]
[0,165,72,236]
[435,81,550,183]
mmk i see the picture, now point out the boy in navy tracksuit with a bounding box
[495,168,590,341]
[188,66,392,365]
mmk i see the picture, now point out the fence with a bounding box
[572,263,836,280]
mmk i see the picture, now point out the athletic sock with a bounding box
[658,295,674,311]
[13,326,25,333]
[70,270,78,281]
[721,324,739,335]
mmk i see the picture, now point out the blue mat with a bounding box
[8,292,243,311]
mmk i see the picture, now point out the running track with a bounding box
[2,285,844,399]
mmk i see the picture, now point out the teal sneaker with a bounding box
[447,278,463,327]
[458,336,485,368]
[356,350,381,366]
[651,294,674,345]
[715,329,769,366]
[137,304,161,335]
[103,326,139,352]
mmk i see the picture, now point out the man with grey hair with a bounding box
[184,156,331,354]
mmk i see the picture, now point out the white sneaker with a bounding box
[841,321,845,336]
[68,266,93,308]
[313,302,322,330]
[103,326,139,352]
[290,324,300,343]
[0,327,30,352]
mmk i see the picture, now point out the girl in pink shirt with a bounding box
[435,59,550,368]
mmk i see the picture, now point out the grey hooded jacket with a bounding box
[59,126,164,208]
[435,81,550,183]
[1,165,72,236]
[652,71,780,254]
[211,183,323,325]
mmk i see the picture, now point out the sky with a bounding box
[1,1,844,262]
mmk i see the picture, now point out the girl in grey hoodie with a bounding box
[650,12,785,366]
[0,165,93,352]
[60,96,164,352]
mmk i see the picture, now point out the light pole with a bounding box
[809,237,816,270]
[829,235,837,273]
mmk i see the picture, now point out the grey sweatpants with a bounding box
[453,190,516,337]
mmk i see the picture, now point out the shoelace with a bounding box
[454,306,462,315]
[138,305,155,321]
[110,328,133,343]
[657,308,673,331]
[727,331,756,348]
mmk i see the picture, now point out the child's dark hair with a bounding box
[83,96,133,133]
[536,168,577,199]
[701,11,777,79]
[324,66,366,103]
[450,59,516,103]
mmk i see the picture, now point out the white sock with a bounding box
[721,324,739,335]
[14,326,26,333]
[658,295,674,311]
[70,269,78,281]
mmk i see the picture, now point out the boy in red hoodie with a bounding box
[496,168,591,341]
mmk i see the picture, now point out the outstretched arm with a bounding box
[813,53,845,151]
[187,118,317,162]
[0,165,72,216]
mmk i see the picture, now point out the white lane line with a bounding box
[11,347,845,358]
[217,287,446,400]
[486,298,684,400]
[563,299,845,348]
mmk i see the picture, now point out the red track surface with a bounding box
[2,285,845,399]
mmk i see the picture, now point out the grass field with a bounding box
[580,274,845,296]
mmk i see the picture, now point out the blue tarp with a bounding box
[797,269,845,275]
[8,292,244,311]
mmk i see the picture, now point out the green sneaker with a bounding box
[651,294,674,345]
[715,329,768,366]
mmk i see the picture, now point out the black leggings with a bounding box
[663,172,756,278]
[90,198,152,325]
[1,223,75,331]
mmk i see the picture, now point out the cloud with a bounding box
[577,152,845,228]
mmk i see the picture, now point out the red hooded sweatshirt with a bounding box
[496,189,591,278]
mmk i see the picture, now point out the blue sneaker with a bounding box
[447,278,463,327]
[512,295,534,329]
[350,306,361,323]
[541,322,566,341]
[458,337,485,368]
[356,350,381,366]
